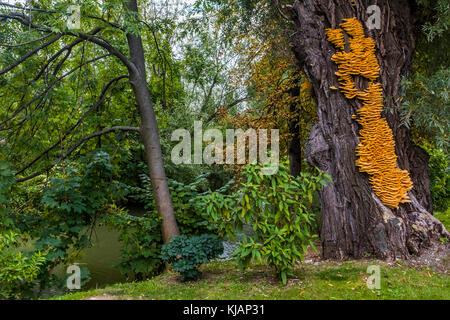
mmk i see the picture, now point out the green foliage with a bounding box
[130,173,218,235]
[107,172,225,281]
[402,68,449,149]
[0,160,16,231]
[422,144,449,211]
[416,0,450,41]
[202,161,332,284]
[403,0,450,150]
[12,151,126,291]
[161,234,223,281]
[103,205,164,280]
[35,151,123,260]
[0,231,46,299]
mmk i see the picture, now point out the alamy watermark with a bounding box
[366,5,381,30]
[65,3,381,30]
[171,121,279,175]
[66,5,80,30]
[366,265,381,291]
[66,263,87,290]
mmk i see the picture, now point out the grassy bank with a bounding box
[51,259,449,300]
[435,210,450,231]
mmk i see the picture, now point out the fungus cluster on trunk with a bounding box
[326,17,413,209]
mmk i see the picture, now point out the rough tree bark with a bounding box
[125,0,180,242]
[288,85,302,177]
[288,0,448,259]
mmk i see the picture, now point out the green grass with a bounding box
[50,259,449,300]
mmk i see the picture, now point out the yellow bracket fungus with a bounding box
[326,17,413,209]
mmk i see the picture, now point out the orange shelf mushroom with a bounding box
[326,17,413,209]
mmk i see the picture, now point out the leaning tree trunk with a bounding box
[125,0,180,242]
[288,0,448,259]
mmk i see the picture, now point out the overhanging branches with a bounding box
[15,75,129,176]
[16,126,140,183]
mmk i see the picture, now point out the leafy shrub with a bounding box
[422,143,449,212]
[202,161,332,284]
[0,231,46,299]
[110,172,225,280]
[104,205,164,280]
[160,234,224,281]
[0,160,16,231]
[129,173,217,235]
[35,152,122,263]
[402,68,449,149]
[12,151,126,292]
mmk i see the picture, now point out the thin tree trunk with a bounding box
[125,0,180,242]
[288,0,448,259]
[288,85,302,177]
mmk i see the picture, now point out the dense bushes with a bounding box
[106,173,221,280]
[8,151,126,293]
[0,232,46,299]
[422,144,449,212]
[0,159,47,299]
[129,173,218,235]
[104,205,165,280]
[202,161,331,284]
[161,234,223,281]
[0,160,16,231]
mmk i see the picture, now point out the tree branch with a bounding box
[0,34,62,76]
[69,31,138,75]
[0,2,56,13]
[0,32,54,48]
[205,97,249,124]
[15,75,129,176]
[0,12,50,32]
[33,28,102,81]
[0,54,111,128]
[16,126,140,183]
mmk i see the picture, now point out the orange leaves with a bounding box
[326,17,413,209]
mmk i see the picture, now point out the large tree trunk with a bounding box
[125,0,180,242]
[288,0,448,259]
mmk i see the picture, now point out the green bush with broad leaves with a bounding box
[103,205,165,280]
[0,231,46,299]
[160,234,224,281]
[35,151,124,261]
[201,161,332,284]
[0,154,47,299]
[129,173,217,235]
[12,151,124,292]
[0,160,16,231]
[108,173,223,280]
[421,143,449,212]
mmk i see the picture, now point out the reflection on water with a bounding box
[54,224,126,290]
[57,206,147,290]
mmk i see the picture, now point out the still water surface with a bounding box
[20,207,147,296]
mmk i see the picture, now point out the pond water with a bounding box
[19,206,147,297]
[53,223,126,290]
[55,206,149,291]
